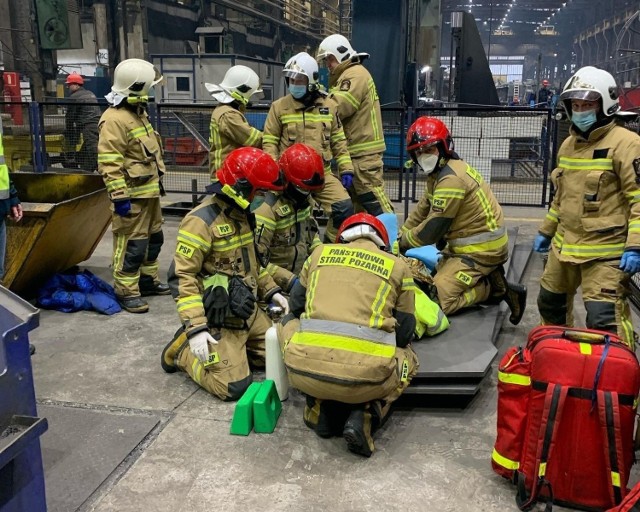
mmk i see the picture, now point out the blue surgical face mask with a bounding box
[571,109,597,132]
[289,84,307,99]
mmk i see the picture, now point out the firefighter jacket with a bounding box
[254,191,322,290]
[328,60,386,158]
[209,104,262,176]
[66,87,101,130]
[400,159,508,267]
[0,117,18,216]
[262,93,353,176]
[538,120,640,264]
[98,106,165,201]
[171,194,281,335]
[285,238,416,385]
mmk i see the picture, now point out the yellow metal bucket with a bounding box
[4,172,111,297]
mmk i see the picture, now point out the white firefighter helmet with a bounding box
[316,34,369,64]
[112,59,163,97]
[204,65,262,105]
[282,52,319,90]
[559,66,620,117]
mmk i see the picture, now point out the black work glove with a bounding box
[203,285,229,327]
[228,276,256,320]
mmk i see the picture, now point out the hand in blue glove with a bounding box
[406,245,442,272]
[113,199,131,217]
[620,249,640,274]
[341,173,354,189]
[533,234,551,253]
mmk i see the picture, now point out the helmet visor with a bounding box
[559,89,601,102]
[282,69,309,82]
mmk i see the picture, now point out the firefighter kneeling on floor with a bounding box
[396,116,527,324]
[279,213,419,457]
[162,147,290,401]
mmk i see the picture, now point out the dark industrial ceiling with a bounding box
[441,0,638,43]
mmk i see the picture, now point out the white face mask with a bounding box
[417,154,439,174]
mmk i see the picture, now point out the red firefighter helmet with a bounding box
[217,148,284,206]
[278,143,325,191]
[336,213,390,248]
[65,73,84,86]
[406,116,454,161]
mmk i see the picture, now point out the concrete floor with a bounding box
[27,201,638,512]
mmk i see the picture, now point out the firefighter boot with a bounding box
[504,282,527,325]
[118,295,149,314]
[139,275,171,296]
[303,396,347,438]
[343,407,375,457]
[161,326,189,373]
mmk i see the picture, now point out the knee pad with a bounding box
[147,230,164,262]
[357,192,383,217]
[123,238,149,273]
[537,286,568,325]
[330,199,355,228]
[585,301,616,332]
[226,374,253,402]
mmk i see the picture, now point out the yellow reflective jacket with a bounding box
[171,194,280,335]
[538,121,640,263]
[262,93,353,176]
[97,106,165,201]
[254,191,322,290]
[284,238,416,386]
[400,159,508,267]
[209,104,262,180]
[328,60,386,157]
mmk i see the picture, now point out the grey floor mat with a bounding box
[39,404,160,512]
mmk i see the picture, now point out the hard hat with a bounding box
[205,65,262,105]
[406,116,454,161]
[316,34,369,63]
[65,73,84,86]
[542,79,549,86]
[283,52,319,89]
[559,66,620,117]
[216,147,284,208]
[336,213,390,249]
[112,58,163,97]
[278,143,324,191]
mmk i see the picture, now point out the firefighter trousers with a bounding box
[537,250,635,348]
[111,197,164,299]
[312,172,354,243]
[177,307,272,401]
[433,255,494,315]
[351,153,394,215]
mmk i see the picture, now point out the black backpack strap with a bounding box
[597,389,626,506]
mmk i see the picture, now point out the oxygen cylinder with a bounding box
[265,306,289,401]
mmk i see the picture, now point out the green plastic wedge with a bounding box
[253,379,282,433]
[230,382,262,435]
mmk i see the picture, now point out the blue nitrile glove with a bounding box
[341,173,353,189]
[406,245,442,272]
[533,234,551,253]
[377,212,399,241]
[620,250,640,274]
[113,199,131,217]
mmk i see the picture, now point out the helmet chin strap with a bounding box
[221,184,250,209]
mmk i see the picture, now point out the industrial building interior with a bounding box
[0,1,639,511]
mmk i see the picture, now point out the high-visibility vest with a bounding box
[414,288,449,338]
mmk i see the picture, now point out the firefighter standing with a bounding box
[205,65,263,182]
[397,117,526,322]
[281,213,418,457]
[317,34,394,216]
[537,79,551,106]
[534,66,640,347]
[65,73,100,171]
[254,143,324,291]
[97,58,169,313]
[262,52,354,244]
[162,147,290,400]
